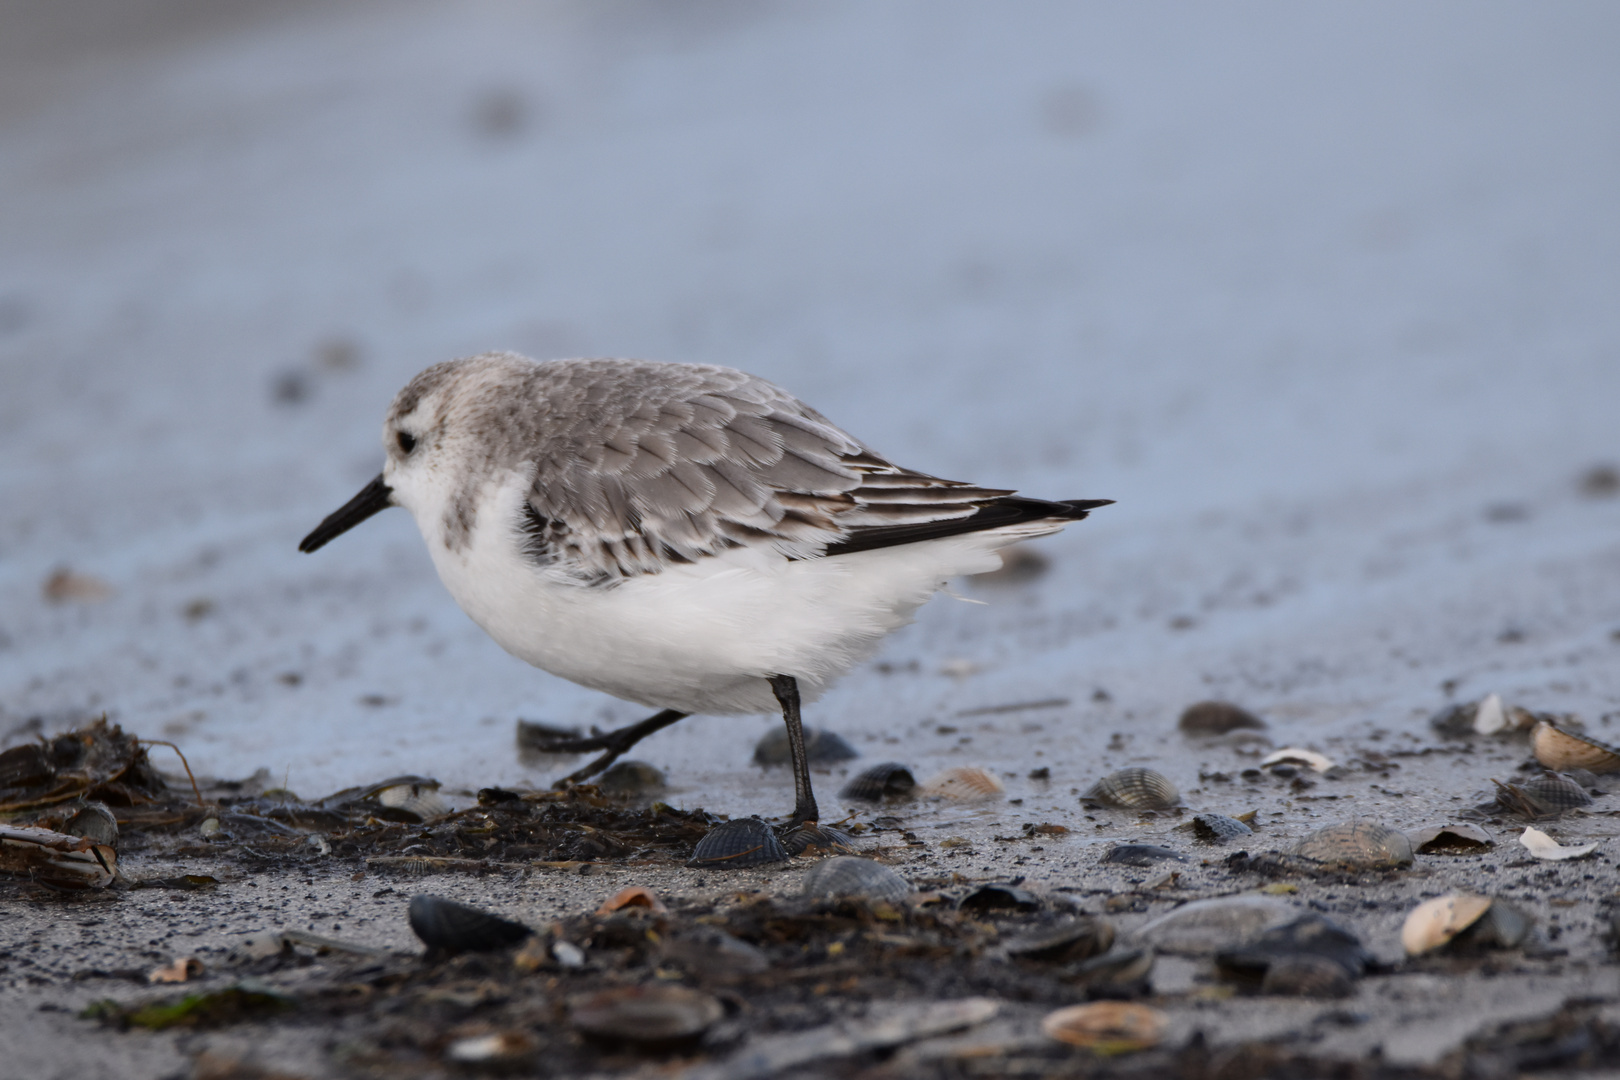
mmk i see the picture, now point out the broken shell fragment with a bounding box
[0,824,118,889]
[753,726,858,767]
[1004,917,1116,962]
[1040,1002,1168,1052]
[919,766,1005,799]
[407,894,531,953]
[781,822,857,857]
[686,817,790,869]
[1133,895,1297,955]
[1519,826,1599,861]
[1291,820,1414,869]
[1192,813,1254,844]
[1178,700,1267,736]
[839,762,917,802]
[1404,823,1494,854]
[1531,721,1620,774]
[1260,748,1334,773]
[64,802,119,848]
[1474,693,1509,735]
[596,760,667,796]
[445,1031,540,1069]
[321,775,447,821]
[595,886,667,915]
[801,856,911,903]
[571,985,724,1047]
[1402,894,1531,955]
[1102,844,1187,867]
[148,957,204,984]
[1081,768,1180,811]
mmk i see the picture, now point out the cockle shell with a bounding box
[1192,813,1254,843]
[920,766,1005,799]
[1401,894,1531,955]
[839,762,917,801]
[686,817,789,869]
[1531,721,1620,774]
[1040,1002,1167,1051]
[1004,917,1116,962]
[800,856,911,903]
[1291,820,1413,869]
[1260,748,1334,773]
[1081,768,1180,810]
[1178,701,1267,736]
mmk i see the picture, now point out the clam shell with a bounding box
[686,817,789,869]
[1072,947,1154,992]
[1291,820,1414,869]
[1133,895,1297,955]
[920,766,1005,800]
[752,726,858,767]
[375,779,449,821]
[595,886,667,915]
[596,760,667,796]
[782,822,857,857]
[1260,955,1354,998]
[659,928,770,980]
[800,856,911,903]
[1402,894,1530,955]
[1531,721,1620,774]
[1192,813,1253,844]
[64,802,119,848]
[1404,822,1493,854]
[1004,917,1116,962]
[571,985,724,1046]
[1102,844,1188,867]
[1081,768,1180,810]
[1215,914,1372,984]
[959,881,1041,912]
[1260,748,1334,773]
[407,894,531,953]
[838,762,917,802]
[1040,1002,1167,1051]
[0,824,118,889]
[1178,700,1267,736]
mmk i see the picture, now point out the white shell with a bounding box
[1519,826,1599,861]
[1260,748,1334,773]
[1401,894,1492,955]
[1473,693,1508,735]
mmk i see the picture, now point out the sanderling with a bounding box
[300,353,1110,845]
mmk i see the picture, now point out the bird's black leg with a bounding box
[538,709,689,788]
[768,674,819,829]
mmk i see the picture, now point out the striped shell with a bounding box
[407,894,530,953]
[800,856,911,903]
[839,762,917,801]
[1004,917,1116,962]
[781,822,857,857]
[1081,768,1180,810]
[1493,772,1593,818]
[753,726,858,767]
[1178,701,1267,735]
[1192,813,1253,843]
[1531,721,1620,774]
[1040,1002,1168,1051]
[1291,820,1413,869]
[571,985,724,1045]
[920,766,1005,800]
[686,817,790,869]
[64,802,119,848]
[1134,895,1297,955]
[1072,946,1154,990]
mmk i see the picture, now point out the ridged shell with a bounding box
[1291,820,1414,868]
[1192,813,1253,843]
[781,822,857,857]
[839,763,917,802]
[571,985,724,1045]
[375,779,449,821]
[1134,895,1297,955]
[1493,772,1593,818]
[1402,894,1533,955]
[1260,747,1334,773]
[752,726,858,767]
[800,856,911,903]
[407,894,531,953]
[1531,721,1620,774]
[596,760,667,796]
[686,817,790,869]
[1004,917,1116,962]
[0,825,118,889]
[595,886,667,916]
[64,802,119,848]
[1102,844,1188,867]
[1081,768,1180,810]
[1260,955,1354,998]
[1040,1002,1168,1051]
[1178,701,1267,736]
[920,767,1005,799]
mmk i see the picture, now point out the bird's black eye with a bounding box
[397,431,417,454]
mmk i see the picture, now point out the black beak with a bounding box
[299,474,393,553]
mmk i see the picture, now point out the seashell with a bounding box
[407,894,531,953]
[1492,772,1593,818]
[1519,826,1599,860]
[0,824,118,889]
[753,726,858,767]
[839,762,917,802]
[63,802,119,848]
[801,856,911,903]
[1215,914,1372,987]
[1004,917,1115,962]
[1402,894,1531,955]
[148,957,204,984]
[1474,693,1509,735]
[1178,700,1267,736]
[445,1031,540,1069]
[571,985,724,1047]
[1133,895,1297,955]
[1531,721,1620,774]
[1081,768,1180,811]
[1291,820,1413,869]
[660,927,770,980]
[1260,955,1354,998]
[919,766,1005,800]
[596,760,667,796]
[1192,813,1253,844]
[782,822,857,857]
[322,775,447,821]
[959,881,1041,912]
[686,817,789,869]
[1040,1002,1168,1052]
[1071,947,1154,994]
[1102,844,1188,867]
[1260,748,1334,773]
[1404,822,1493,854]
[595,886,667,915]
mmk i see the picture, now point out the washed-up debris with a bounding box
[1040,1001,1167,1052]
[1402,894,1532,955]
[0,823,118,888]
[84,979,296,1031]
[1405,822,1494,854]
[1178,700,1268,736]
[687,817,790,869]
[1430,694,1542,739]
[839,762,917,801]
[782,821,857,856]
[1260,747,1335,773]
[1531,720,1620,774]
[1072,947,1154,996]
[1003,916,1115,963]
[445,1031,540,1070]
[1215,914,1373,997]
[1081,768,1180,811]
[0,719,169,813]
[1134,895,1297,955]
[63,801,120,847]
[148,957,203,984]
[1291,819,1414,869]
[1488,772,1593,819]
[919,766,1005,799]
[1102,843,1188,867]
[659,927,770,981]
[570,985,724,1048]
[597,885,668,915]
[596,759,667,796]
[1519,826,1599,860]
[959,881,1042,912]
[1192,813,1253,843]
[407,894,531,953]
[753,726,858,767]
[801,856,911,903]
[319,775,448,822]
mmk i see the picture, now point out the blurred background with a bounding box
[1,1,1617,805]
